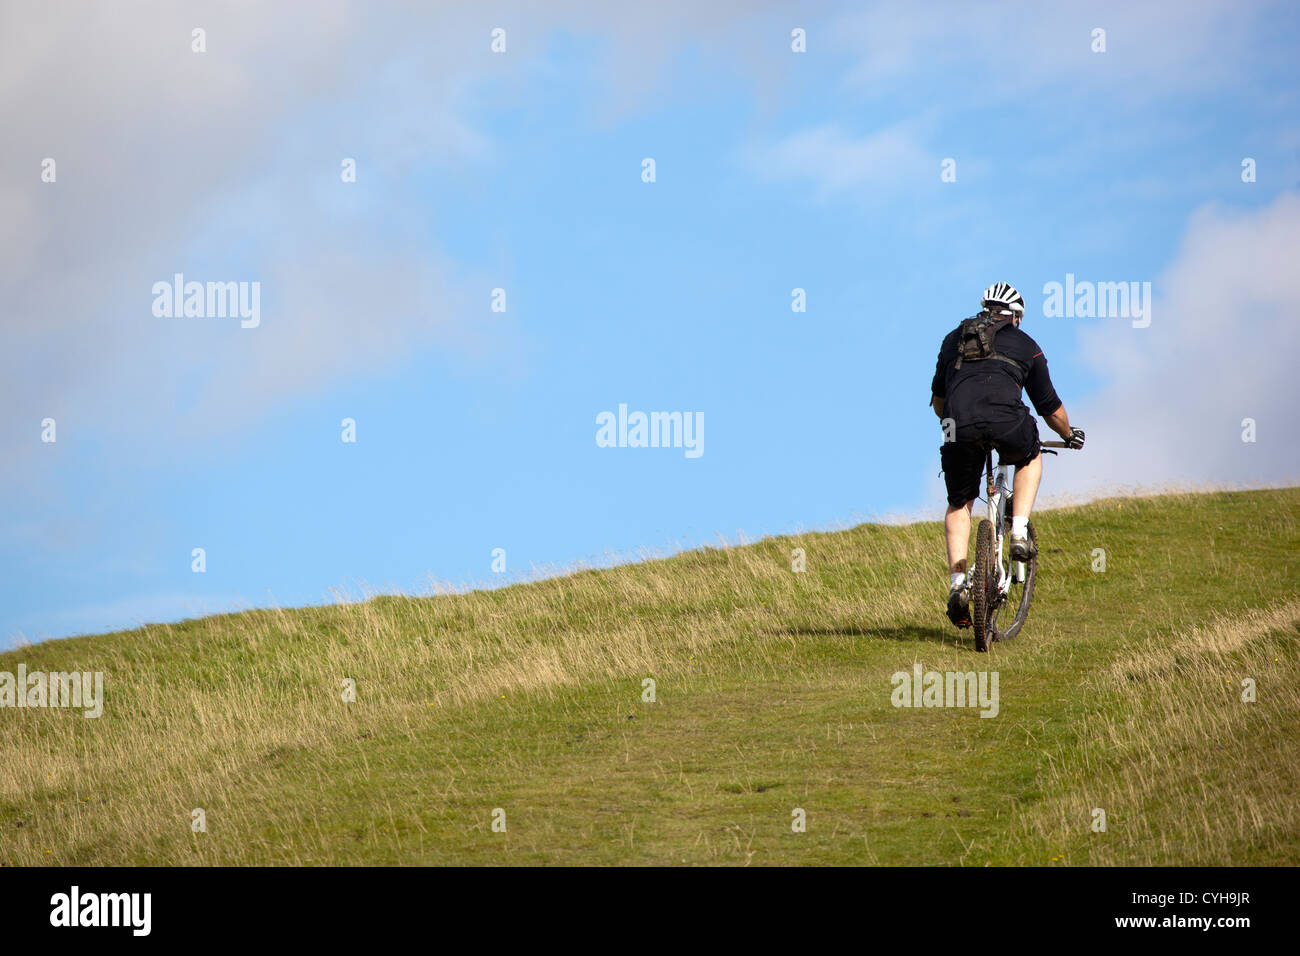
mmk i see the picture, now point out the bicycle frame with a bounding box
[983,439,1073,604]
[982,454,1021,603]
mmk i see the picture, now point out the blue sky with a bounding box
[4,0,1299,645]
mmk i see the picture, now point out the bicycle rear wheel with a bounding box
[992,519,1037,641]
[971,519,997,652]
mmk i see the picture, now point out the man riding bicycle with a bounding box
[930,282,1085,629]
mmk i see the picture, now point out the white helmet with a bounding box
[981,281,1025,317]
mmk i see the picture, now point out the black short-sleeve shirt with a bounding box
[930,320,1062,428]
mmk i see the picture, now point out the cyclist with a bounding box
[930,282,1085,628]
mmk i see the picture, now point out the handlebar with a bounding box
[1041,440,1080,449]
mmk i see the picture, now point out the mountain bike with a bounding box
[971,440,1079,653]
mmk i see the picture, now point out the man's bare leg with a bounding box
[944,499,976,626]
[1011,452,1042,518]
[945,500,974,573]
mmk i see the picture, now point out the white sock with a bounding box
[1011,516,1028,536]
[950,571,966,589]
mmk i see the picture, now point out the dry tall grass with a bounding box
[1016,599,1300,864]
[2,489,1295,865]
[0,522,938,864]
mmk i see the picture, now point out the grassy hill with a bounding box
[2,488,1298,866]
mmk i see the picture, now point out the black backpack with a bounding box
[952,311,1020,371]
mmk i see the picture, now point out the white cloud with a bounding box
[744,121,935,202]
[832,0,1269,102]
[0,3,490,486]
[0,0,773,498]
[1056,192,1300,494]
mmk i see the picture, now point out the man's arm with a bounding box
[1044,404,1072,440]
[1023,338,1069,437]
[1021,337,1082,443]
[930,331,954,419]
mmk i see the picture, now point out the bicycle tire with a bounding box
[971,519,996,652]
[992,519,1037,642]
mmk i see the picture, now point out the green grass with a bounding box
[2,488,1297,865]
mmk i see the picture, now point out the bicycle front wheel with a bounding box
[992,519,1037,641]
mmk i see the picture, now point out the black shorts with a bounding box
[939,415,1041,508]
